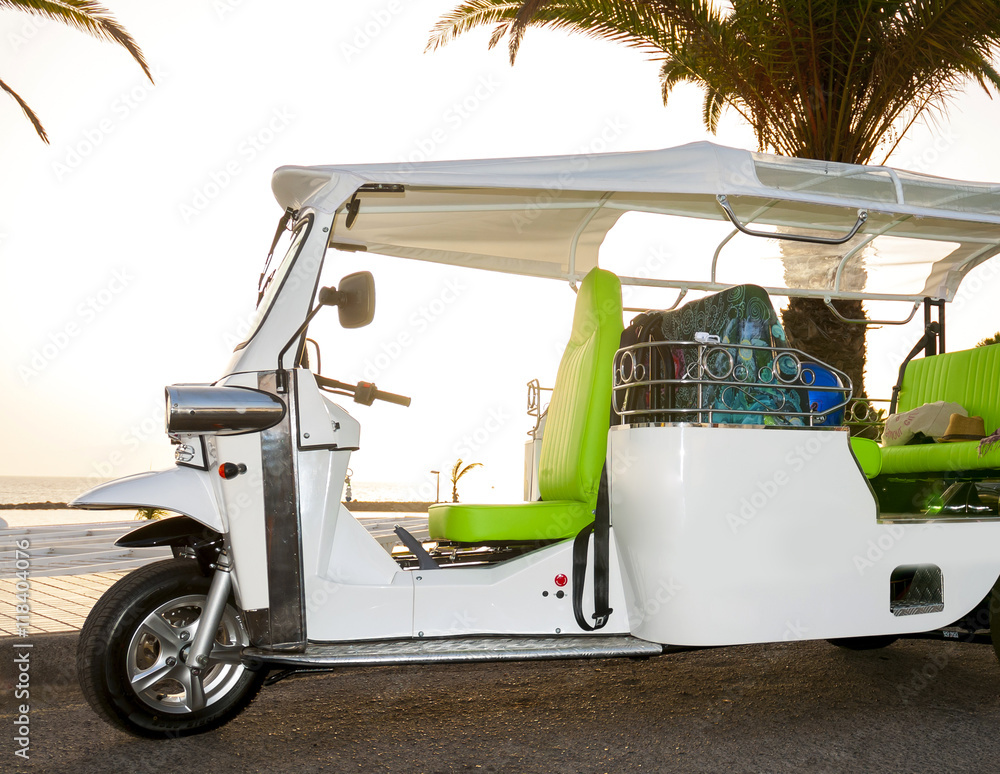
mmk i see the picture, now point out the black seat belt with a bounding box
[572,466,613,631]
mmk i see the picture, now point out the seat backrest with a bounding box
[898,343,1000,432]
[537,268,623,505]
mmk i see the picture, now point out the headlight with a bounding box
[166,385,286,435]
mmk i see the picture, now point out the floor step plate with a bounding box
[245,635,663,668]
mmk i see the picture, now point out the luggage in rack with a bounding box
[614,284,806,426]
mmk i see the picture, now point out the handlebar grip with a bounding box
[315,374,410,407]
[374,389,411,407]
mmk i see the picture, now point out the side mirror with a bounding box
[319,271,375,328]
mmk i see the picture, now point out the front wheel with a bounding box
[77,558,266,738]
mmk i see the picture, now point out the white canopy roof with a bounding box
[272,142,1000,302]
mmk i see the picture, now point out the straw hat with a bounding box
[940,413,986,442]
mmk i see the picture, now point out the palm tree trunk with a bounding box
[781,297,867,399]
[779,236,868,399]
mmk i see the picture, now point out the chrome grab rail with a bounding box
[613,340,853,426]
[716,194,868,246]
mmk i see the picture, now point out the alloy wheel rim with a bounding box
[124,593,249,714]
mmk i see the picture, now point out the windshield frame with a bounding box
[233,213,315,352]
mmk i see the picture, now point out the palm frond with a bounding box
[0,0,152,81]
[0,76,48,142]
[702,87,725,132]
[430,0,717,63]
[508,0,553,61]
[427,0,525,52]
[430,0,1000,165]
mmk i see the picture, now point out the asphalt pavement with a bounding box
[3,632,1000,773]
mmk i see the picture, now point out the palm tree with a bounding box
[1,1,152,143]
[429,1,1000,395]
[450,458,483,503]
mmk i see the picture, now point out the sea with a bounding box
[0,475,417,529]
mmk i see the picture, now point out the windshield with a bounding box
[234,216,312,351]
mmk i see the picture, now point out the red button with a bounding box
[554,573,568,587]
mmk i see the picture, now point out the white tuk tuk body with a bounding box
[72,142,1000,736]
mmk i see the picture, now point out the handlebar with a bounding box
[314,375,411,407]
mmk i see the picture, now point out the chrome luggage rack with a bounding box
[613,339,853,427]
[525,378,553,439]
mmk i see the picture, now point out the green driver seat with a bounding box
[427,268,624,543]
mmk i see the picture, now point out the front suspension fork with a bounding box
[185,550,234,706]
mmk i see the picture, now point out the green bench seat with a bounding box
[880,343,1000,475]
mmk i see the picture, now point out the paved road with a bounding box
[3,634,1000,773]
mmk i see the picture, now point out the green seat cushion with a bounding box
[428,500,594,543]
[849,436,882,478]
[880,440,1000,475]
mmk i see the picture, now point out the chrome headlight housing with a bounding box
[165,385,285,435]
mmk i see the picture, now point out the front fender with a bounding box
[70,467,225,533]
[115,514,221,548]
[117,515,224,577]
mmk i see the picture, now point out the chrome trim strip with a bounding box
[879,517,1000,525]
[258,371,306,651]
[244,608,271,647]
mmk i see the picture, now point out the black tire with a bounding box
[827,635,899,651]
[77,558,266,738]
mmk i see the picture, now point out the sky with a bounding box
[2,0,1000,502]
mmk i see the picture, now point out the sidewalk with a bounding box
[0,571,125,636]
[1,513,429,638]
